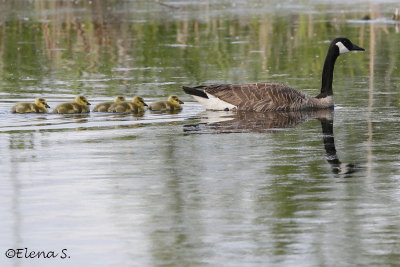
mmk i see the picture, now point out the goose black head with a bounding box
[333,37,365,54]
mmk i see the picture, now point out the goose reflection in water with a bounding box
[184,109,358,177]
[320,118,357,176]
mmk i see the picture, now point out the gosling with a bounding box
[11,98,50,113]
[53,96,91,114]
[108,96,148,113]
[149,95,184,111]
[93,96,126,112]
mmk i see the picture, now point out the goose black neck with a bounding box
[320,118,357,176]
[320,118,340,165]
[317,45,339,98]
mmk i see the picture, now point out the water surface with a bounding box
[1,0,400,266]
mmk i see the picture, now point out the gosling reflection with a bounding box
[184,109,357,176]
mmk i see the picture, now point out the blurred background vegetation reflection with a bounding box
[0,0,399,101]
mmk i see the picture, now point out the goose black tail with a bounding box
[182,86,208,99]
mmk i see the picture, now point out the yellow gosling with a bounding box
[108,96,148,113]
[11,98,50,113]
[53,96,91,114]
[149,95,184,111]
[93,96,126,112]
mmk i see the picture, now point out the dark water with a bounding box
[1,1,400,266]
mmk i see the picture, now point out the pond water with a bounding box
[1,0,400,266]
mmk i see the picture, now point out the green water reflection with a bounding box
[1,0,399,99]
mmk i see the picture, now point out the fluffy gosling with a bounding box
[108,96,148,113]
[93,96,126,112]
[149,95,184,111]
[11,98,50,113]
[53,96,91,114]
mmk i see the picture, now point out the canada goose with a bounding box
[108,96,148,113]
[183,37,365,112]
[11,98,50,113]
[149,95,184,111]
[53,96,91,114]
[93,96,126,112]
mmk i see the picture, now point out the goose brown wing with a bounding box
[204,82,309,111]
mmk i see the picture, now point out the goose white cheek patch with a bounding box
[336,41,350,54]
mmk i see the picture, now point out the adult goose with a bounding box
[183,37,364,112]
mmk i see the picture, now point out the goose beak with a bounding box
[144,103,148,107]
[45,104,50,108]
[352,44,365,51]
[178,100,184,104]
